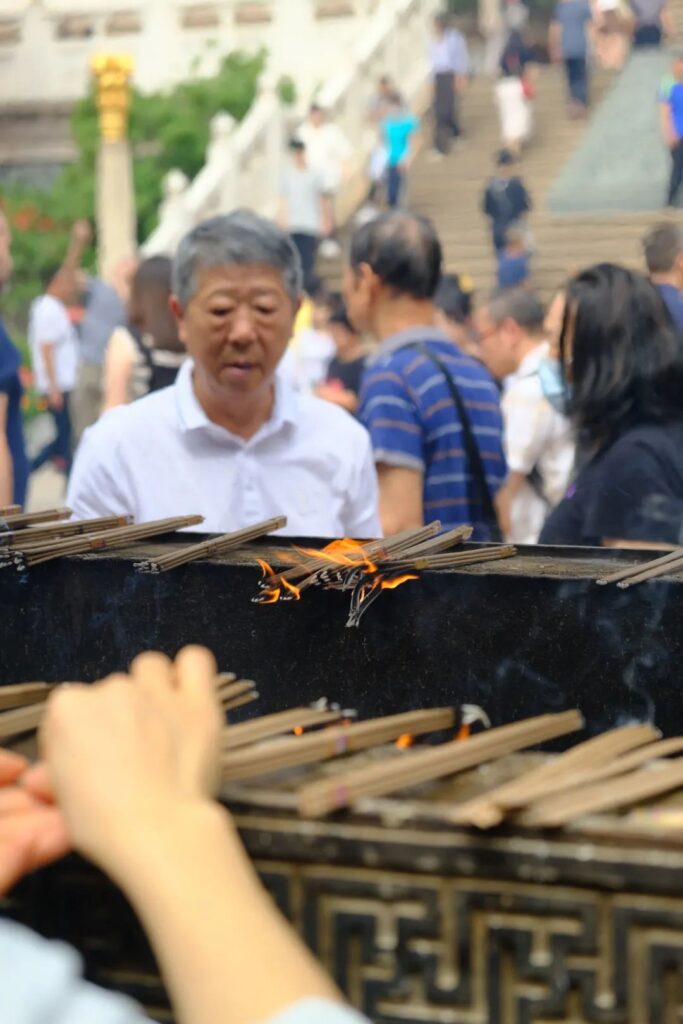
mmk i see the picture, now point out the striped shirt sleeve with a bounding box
[358,368,425,472]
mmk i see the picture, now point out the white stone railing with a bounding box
[0,0,381,105]
[143,0,440,256]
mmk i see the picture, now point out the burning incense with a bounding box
[221,707,456,783]
[222,706,345,750]
[297,710,583,818]
[135,516,288,573]
[0,505,20,517]
[255,524,444,597]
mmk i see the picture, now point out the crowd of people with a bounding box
[3,195,683,550]
[4,11,683,1024]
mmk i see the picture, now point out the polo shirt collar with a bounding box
[174,359,299,437]
[369,325,454,366]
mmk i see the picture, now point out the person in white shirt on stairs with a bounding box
[67,211,380,539]
[476,288,575,543]
[298,105,352,259]
[29,266,81,476]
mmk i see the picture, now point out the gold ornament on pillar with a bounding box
[91,54,134,142]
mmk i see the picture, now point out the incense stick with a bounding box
[616,555,683,588]
[0,515,132,550]
[221,707,456,782]
[596,548,683,586]
[0,505,20,517]
[1,508,72,531]
[297,710,583,818]
[0,703,48,741]
[519,756,683,827]
[259,523,443,593]
[222,707,345,750]
[448,723,661,827]
[135,516,288,573]
[0,682,53,711]
[21,516,204,567]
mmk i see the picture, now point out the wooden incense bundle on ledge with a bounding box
[0,515,132,551]
[134,516,288,574]
[596,548,683,588]
[0,672,258,743]
[0,507,72,531]
[253,524,517,627]
[5,516,204,570]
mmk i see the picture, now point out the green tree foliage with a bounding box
[1,50,278,333]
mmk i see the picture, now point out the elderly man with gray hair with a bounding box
[67,211,380,537]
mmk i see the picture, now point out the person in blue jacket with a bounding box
[0,211,28,509]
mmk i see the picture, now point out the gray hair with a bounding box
[488,288,545,334]
[172,209,303,308]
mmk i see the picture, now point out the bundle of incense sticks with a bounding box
[596,548,683,588]
[220,707,457,782]
[222,704,347,751]
[7,515,204,569]
[296,710,583,818]
[255,522,445,597]
[253,524,516,627]
[0,672,258,743]
[0,504,20,517]
[0,515,132,551]
[0,507,72,531]
[134,516,288,574]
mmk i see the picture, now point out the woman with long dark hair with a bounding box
[540,263,683,547]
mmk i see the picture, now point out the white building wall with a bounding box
[0,0,381,106]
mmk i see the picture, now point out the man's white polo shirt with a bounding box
[67,361,381,538]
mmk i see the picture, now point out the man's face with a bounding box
[172,264,298,399]
[0,214,12,287]
[476,308,516,380]
[674,58,683,81]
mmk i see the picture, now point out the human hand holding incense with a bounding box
[31,646,342,1024]
[0,749,68,896]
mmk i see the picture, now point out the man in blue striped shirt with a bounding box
[345,212,506,540]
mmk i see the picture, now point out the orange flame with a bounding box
[380,574,419,591]
[293,726,305,736]
[281,577,301,601]
[297,538,378,574]
[256,558,282,604]
[455,724,471,742]
[395,734,415,749]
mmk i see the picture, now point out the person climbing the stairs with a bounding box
[659,52,683,207]
[549,0,593,116]
[482,149,532,256]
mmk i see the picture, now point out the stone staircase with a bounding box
[405,59,680,303]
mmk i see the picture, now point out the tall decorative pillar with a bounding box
[91,54,137,284]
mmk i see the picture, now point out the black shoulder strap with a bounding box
[410,343,502,541]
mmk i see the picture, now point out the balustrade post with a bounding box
[206,112,239,215]
[259,70,286,218]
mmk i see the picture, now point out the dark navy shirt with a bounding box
[358,327,506,539]
[540,422,683,546]
[0,319,29,507]
[657,283,683,332]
